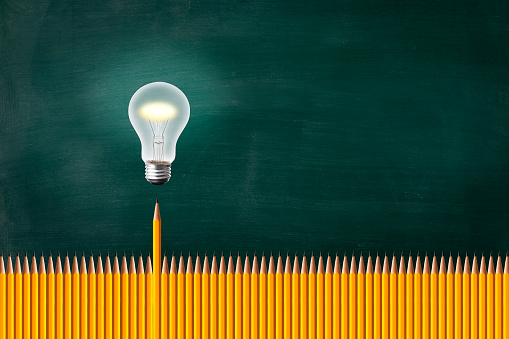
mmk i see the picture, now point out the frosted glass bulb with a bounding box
[129,82,190,185]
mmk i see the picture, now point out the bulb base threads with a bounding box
[145,161,171,185]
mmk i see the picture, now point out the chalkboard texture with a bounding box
[1,0,508,258]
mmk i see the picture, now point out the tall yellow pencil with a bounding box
[487,255,495,339]
[235,255,243,339]
[454,255,462,339]
[47,255,55,339]
[194,254,202,339]
[316,255,324,339]
[31,253,39,339]
[471,256,478,339]
[325,254,333,339]
[186,254,194,339]
[398,254,406,339]
[407,254,414,339]
[55,255,63,339]
[462,255,470,339]
[161,254,169,339]
[382,255,389,339]
[374,255,382,339]
[309,255,317,339]
[81,253,88,339]
[137,254,146,339]
[23,253,31,339]
[357,254,366,339]
[267,254,275,339]
[71,253,79,339]
[178,254,185,339]
[422,255,430,339]
[349,254,357,339]
[89,254,96,339]
[446,255,454,339]
[129,254,137,339]
[170,254,177,339]
[495,255,502,339]
[438,255,446,339]
[479,255,487,339]
[251,255,259,339]
[503,255,509,339]
[113,254,120,339]
[389,255,397,339]
[153,200,161,339]
[105,255,112,339]
[300,255,309,339]
[243,255,251,339]
[414,255,422,339]
[332,254,340,339]
[366,255,374,339]
[260,254,267,339]
[39,254,46,339]
[218,255,226,339]
[120,254,129,339]
[284,255,291,339]
[97,254,104,339]
[0,254,5,339]
[15,254,22,339]
[202,255,210,339]
[6,254,14,339]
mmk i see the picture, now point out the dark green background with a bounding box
[1,0,509,260]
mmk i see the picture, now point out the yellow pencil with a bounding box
[374,255,382,339]
[251,255,259,339]
[342,254,350,339]
[454,255,462,339]
[105,255,112,339]
[382,255,389,339]
[446,255,454,339]
[23,253,31,339]
[422,255,430,339]
[414,255,422,339]
[129,254,137,339]
[487,255,495,339]
[55,255,63,339]
[218,255,226,339]
[301,255,309,339]
[178,254,185,339]
[235,255,243,339]
[260,255,267,339]
[6,254,14,339]
[120,255,128,339]
[0,254,6,339]
[284,255,291,339]
[15,254,22,339]
[194,254,202,339]
[316,255,324,339]
[170,254,177,339]
[31,253,39,339]
[161,255,169,339]
[146,254,154,339]
[71,253,79,339]
[113,254,120,339]
[244,255,251,339]
[227,254,234,339]
[47,255,55,339]
[309,255,317,339]
[81,253,88,339]
[153,200,161,339]
[97,254,104,339]
[186,254,194,339]
[357,254,366,339]
[89,254,96,339]
[333,254,340,339]
[389,254,397,339]
[137,254,146,339]
[479,255,487,339]
[39,254,46,339]
[407,254,414,339]
[325,255,333,339]
[267,254,276,339]
[471,256,479,339]
[366,255,374,339]
[503,255,509,339]
[438,255,446,339]
[495,255,502,339]
[398,254,406,339]
[350,254,357,339]
[463,255,470,339]
[202,255,210,339]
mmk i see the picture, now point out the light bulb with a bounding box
[129,82,190,185]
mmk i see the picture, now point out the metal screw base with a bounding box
[145,162,171,185]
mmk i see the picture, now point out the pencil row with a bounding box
[1,251,509,339]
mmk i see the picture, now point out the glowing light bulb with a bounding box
[129,82,190,185]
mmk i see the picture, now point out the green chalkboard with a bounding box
[1,0,508,260]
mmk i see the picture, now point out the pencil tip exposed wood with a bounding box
[446,255,454,274]
[15,254,21,274]
[399,254,406,274]
[455,255,462,274]
[72,255,80,274]
[55,255,62,274]
[334,254,340,274]
[113,255,120,274]
[317,255,325,274]
[301,255,308,274]
[137,254,144,274]
[326,254,333,274]
[31,254,38,274]
[195,255,202,274]
[269,255,276,274]
[496,255,502,274]
[463,256,470,274]
[104,256,111,274]
[349,254,357,274]
[129,254,136,274]
[244,255,251,274]
[64,255,71,274]
[260,255,267,274]
[227,254,234,274]
[6,255,13,274]
[252,255,259,274]
[390,255,397,274]
[203,255,210,274]
[488,255,494,274]
[366,255,373,274]
[88,255,95,274]
[154,199,161,220]
[375,255,382,274]
[309,255,316,274]
[277,254,284,274]
[187,254,193,274]
[170,254,177,274]
[422,255,429,274]
[284,254,291,274]
[342,254,349,274]
[415,255,421,274]
[219,255,226,274]
[80,254,87,274]
[42,255,49,274]
[358,255,365,274]
[121,255,128,274]
[0,256,4,274]
[146,255,152,274]
[162,255,169,274]
[235,255,242,274]
[178,254,185,274]
[293,254,299,274]
[471,255,478,274]
[23,254,30,274]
